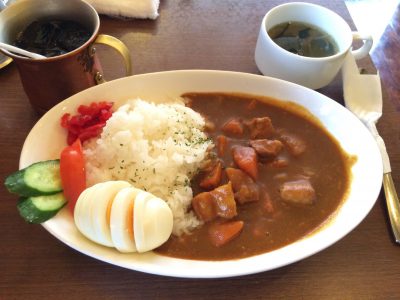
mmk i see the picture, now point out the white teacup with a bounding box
[254,2,373,90]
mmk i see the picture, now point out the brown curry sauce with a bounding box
[155,93,352,260]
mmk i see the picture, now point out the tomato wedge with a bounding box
[60,139,86,214]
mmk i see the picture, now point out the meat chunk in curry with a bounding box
[249,139,283,158]
[226,167,260,204]
[245,117,275,139]
[192,182,237,222]
[279,131,307,157]
[279,179,316,205]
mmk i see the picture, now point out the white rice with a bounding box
[83,98,212,235]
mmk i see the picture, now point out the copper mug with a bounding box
[0,0,132,114]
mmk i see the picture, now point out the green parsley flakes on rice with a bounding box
[83,99,213,235]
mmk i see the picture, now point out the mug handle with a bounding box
[351,32,373,60]
[91,34,132,84]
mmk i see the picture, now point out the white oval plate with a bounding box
[20,70,383,278]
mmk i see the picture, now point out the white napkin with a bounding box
[86,0,160,19]
[342,52,390,173]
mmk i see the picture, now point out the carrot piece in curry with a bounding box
[199,161,223,189]
[216,135,228,156]
[232,146,258,180]
[222,118,244,136]
[208,220,244,247]
[260,188,274,214]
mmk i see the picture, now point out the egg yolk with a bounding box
[128,200,134,241]
[106,198,114,226]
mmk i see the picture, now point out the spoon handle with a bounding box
[0,42,46,59]
[383,173,400,243]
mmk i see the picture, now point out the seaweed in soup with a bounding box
[268,21,338,57]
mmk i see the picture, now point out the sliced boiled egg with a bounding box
[134,191,174,253]
[74,183,100,242]
[110,186,140,253]
[89,181,131,247]
[74,180,173,253]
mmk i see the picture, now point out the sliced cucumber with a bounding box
[17,192,67,224]
[5,160,62,197]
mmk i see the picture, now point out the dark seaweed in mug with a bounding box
[14,19,91,57]
[268,21,339,58]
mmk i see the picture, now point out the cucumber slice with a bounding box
[17,192,67,224]
[5,160,62,197]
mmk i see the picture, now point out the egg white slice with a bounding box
[90,181,131,247]
[110,186,140,253]
[74,183,101,242]
[134,191,173,253]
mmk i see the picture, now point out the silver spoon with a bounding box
[0,41,46,59]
